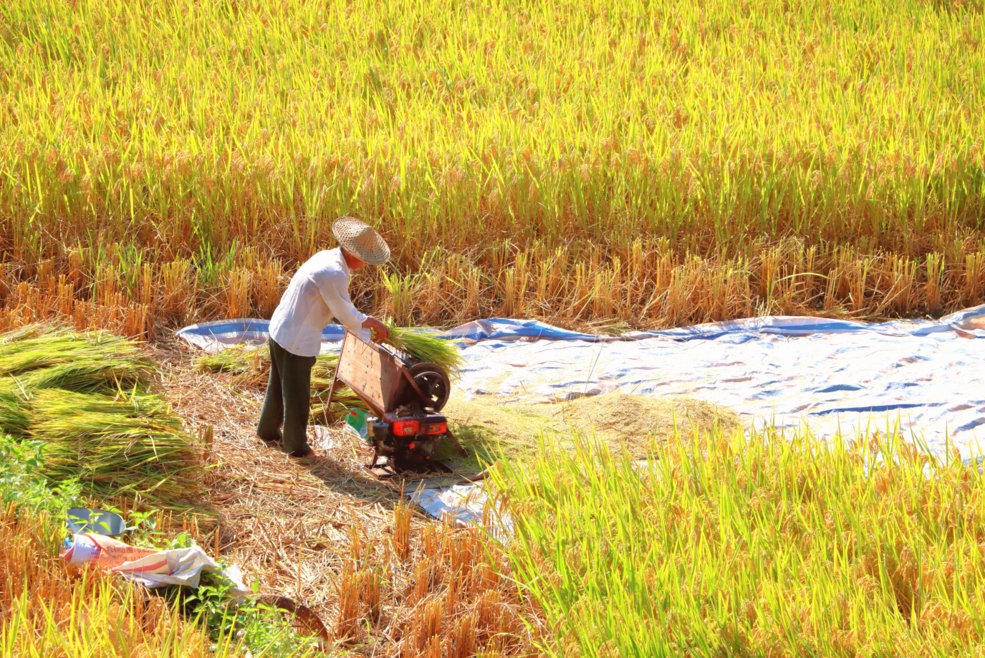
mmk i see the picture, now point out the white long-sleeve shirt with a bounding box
[269,248,369,357]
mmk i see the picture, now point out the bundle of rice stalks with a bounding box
[384,324,464,376]
[313,354,339,379]
[30,389,203,505]
[195,345,272,387]
[0,327,154,390]
[18,360,155,393]
[0,380,29,437]
[310,385,364,422]
[309,367,341,398]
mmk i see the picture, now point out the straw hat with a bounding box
[332,217,390,265]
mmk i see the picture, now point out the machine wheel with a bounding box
[407,362,451,411]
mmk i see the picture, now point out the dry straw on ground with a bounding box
[445,392,741,460]
[157,341,546,656]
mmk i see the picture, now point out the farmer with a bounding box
[257,216,390,458]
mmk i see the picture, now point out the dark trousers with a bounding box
[257,338,317,454]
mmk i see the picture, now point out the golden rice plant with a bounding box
[1,0,984,328]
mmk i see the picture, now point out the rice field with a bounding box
[8,322,985,655]
[1,0,984,334]
[3,0,985,655]
[491,428,985,656]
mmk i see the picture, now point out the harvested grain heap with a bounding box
[445,393,741,458]
[0,325,202,506]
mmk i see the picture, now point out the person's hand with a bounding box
[362,316,389,342]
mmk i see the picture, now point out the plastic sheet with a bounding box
[177,318,346,354]
[409,484,512,539]
[61,533,248,594]
[451,307,985,457]
[178,305,985,456]
[180,305,985,525]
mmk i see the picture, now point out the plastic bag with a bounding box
[343,407,370,443]
[61,533,248,594]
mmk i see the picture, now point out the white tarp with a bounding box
[454,322,985,456]
[179,305,985,458]
[179,305,985,524]
[409,484,513,539]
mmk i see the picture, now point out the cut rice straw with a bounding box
[195,344,363,420]
[0,325,154,389]
[0,381,29,437]
[30,388,203,505]
[196,345,338,389]
[0,325,203,509]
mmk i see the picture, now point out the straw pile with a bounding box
[445,392,741,459]
[31,389,202,502]
[0,326,153,388]
[0,325,203,507]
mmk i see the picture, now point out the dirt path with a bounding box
[152,340,539,656]
[155,340,412,620]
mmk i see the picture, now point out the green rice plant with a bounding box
[0,434,78,516]
[384,324,464,376]
[490,427,985,656]
[30,389,203,506]
[0,327,154,389]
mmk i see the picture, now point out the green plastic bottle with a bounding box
[344,407,370,443]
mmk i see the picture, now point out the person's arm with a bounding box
[314,274,389,340]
